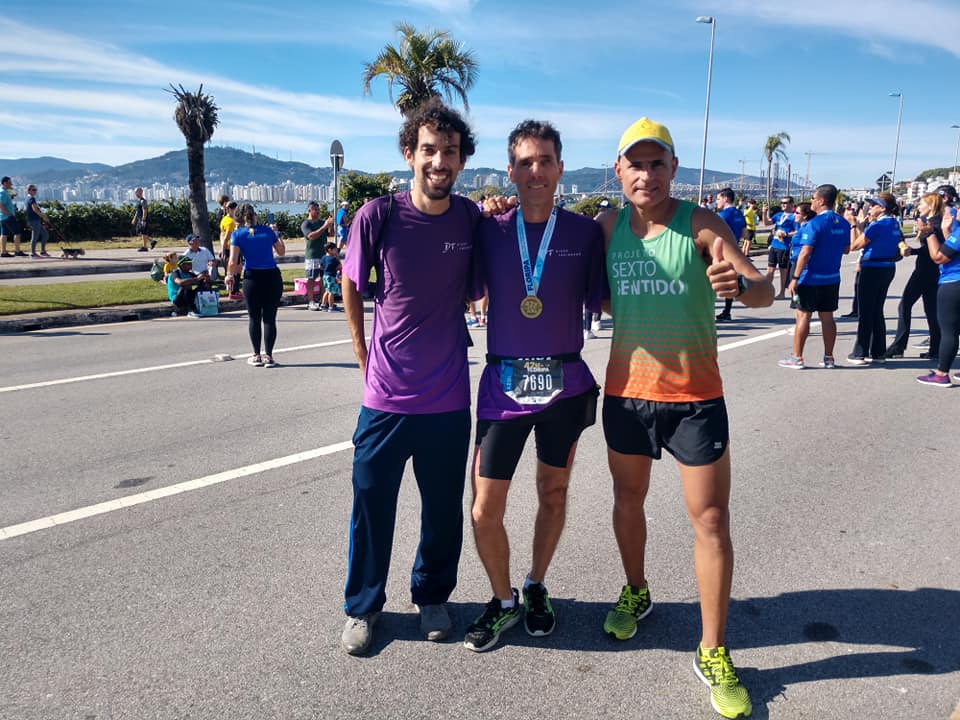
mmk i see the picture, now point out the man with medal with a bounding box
[597,117,773,719]
[463,120,604,652]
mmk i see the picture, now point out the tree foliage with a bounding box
[167,84,220,250]
[763,132,791,205]
[362,22,478,116]
[571,195,621,217]
[339,172,393,213]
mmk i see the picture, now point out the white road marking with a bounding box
[717,322,820,352]
[0,440,355,540]
[3,322,808,540]
[0,338,354,394]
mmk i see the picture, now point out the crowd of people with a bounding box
[695,184,960,386]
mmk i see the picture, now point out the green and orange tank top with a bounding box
[605,200,723,402]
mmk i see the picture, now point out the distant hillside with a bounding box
[1,147,758,192]
[915,167,954,182]
[0,156,110,177]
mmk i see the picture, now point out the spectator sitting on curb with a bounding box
[166,255,203,317]
[183,233,219,288]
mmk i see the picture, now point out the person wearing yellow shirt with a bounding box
[742,198,759,255]
[219,201,242,299]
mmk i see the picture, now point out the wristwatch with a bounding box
[736,274,748,297]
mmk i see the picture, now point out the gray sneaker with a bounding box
[416,603,452,641]
[341,612,379,655]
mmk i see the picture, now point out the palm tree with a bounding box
[763,132,791,206]
[167,84,220,250]
[362,22,478,117]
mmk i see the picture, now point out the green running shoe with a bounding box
[463,589,521,652]
[694,645,752,718]
[602,584,652,640]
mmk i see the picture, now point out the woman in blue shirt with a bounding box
[915,212,960,386]
[847,193,901,364]
[227,203,286,368]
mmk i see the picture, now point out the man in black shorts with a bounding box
[463,120,604,652]
[779,184,851,369]
[763,195,797,298]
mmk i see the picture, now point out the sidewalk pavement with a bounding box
[0,239,313,333]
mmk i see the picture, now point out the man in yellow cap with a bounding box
[597,117,773,719]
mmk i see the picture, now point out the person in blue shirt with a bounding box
[846,193,901,364]
[763,195,797,298]
[227,203,286,368]
[786,202,816,308]
[336,201,350,251]
[780,185,850,369]
[915,212,960,386]
[319,242,342,311]
[715,187,748,321]
[0,176,25,257]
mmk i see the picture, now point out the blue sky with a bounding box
[4,0,959,188]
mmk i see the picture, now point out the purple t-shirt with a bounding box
[343,192,482,415]
[477,207,604,420]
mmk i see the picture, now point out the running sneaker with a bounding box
[0,252,12,257]
[149,239,157,249]
[916,371,952,387]
[715,313,732,322]
[262,355,278,368]
[819,355,836,369]
[31,253,40,258]
[584,329,597,340]
[247,354,264,367]
[307,302,320,311]
[777,356,804,369]
[603,584,652,640]
[40,251,50,257]
[846,354,869,366]
[187,311,201,318]
[592,318,602,333]
[694,645,753,718]
[137,247,148,252]
[466,316,480,327]
[13,251,28,257]
[463,589,521,652]
[523,582,555,637]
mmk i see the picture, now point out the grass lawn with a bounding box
[0,267,303,315]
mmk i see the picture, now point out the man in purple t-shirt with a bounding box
[339,101,483,655]
[463,120,603,653]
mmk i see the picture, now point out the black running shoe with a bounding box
[523,582,556,636]
[463,589,521,652]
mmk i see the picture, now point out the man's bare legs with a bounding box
[679,448,733,649]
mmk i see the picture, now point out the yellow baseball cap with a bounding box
[617,117,674,157]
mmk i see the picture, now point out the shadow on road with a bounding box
[360,587,958,715]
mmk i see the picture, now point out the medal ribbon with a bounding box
[517,206,558,298]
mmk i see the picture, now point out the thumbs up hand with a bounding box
[707,236,739,297]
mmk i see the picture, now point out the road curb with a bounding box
[0,292,311,333]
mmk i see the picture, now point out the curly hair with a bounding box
[398,98,476,161]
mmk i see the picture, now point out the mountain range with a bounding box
[0,147,757,192]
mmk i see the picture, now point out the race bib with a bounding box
[500,357,563,405]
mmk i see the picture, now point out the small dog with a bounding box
[60,248,85,259]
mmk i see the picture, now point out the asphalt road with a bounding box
[1,261,958,720]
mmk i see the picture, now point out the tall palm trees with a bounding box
[362,22,478,117]
[764,132,791,205]
[168,84,220,250]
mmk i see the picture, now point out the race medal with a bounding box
[516,206,557,321]
[520,294,543,319]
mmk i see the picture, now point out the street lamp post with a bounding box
[951,124,960,179]
[889,91,903,192]
[696,16,716,206]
